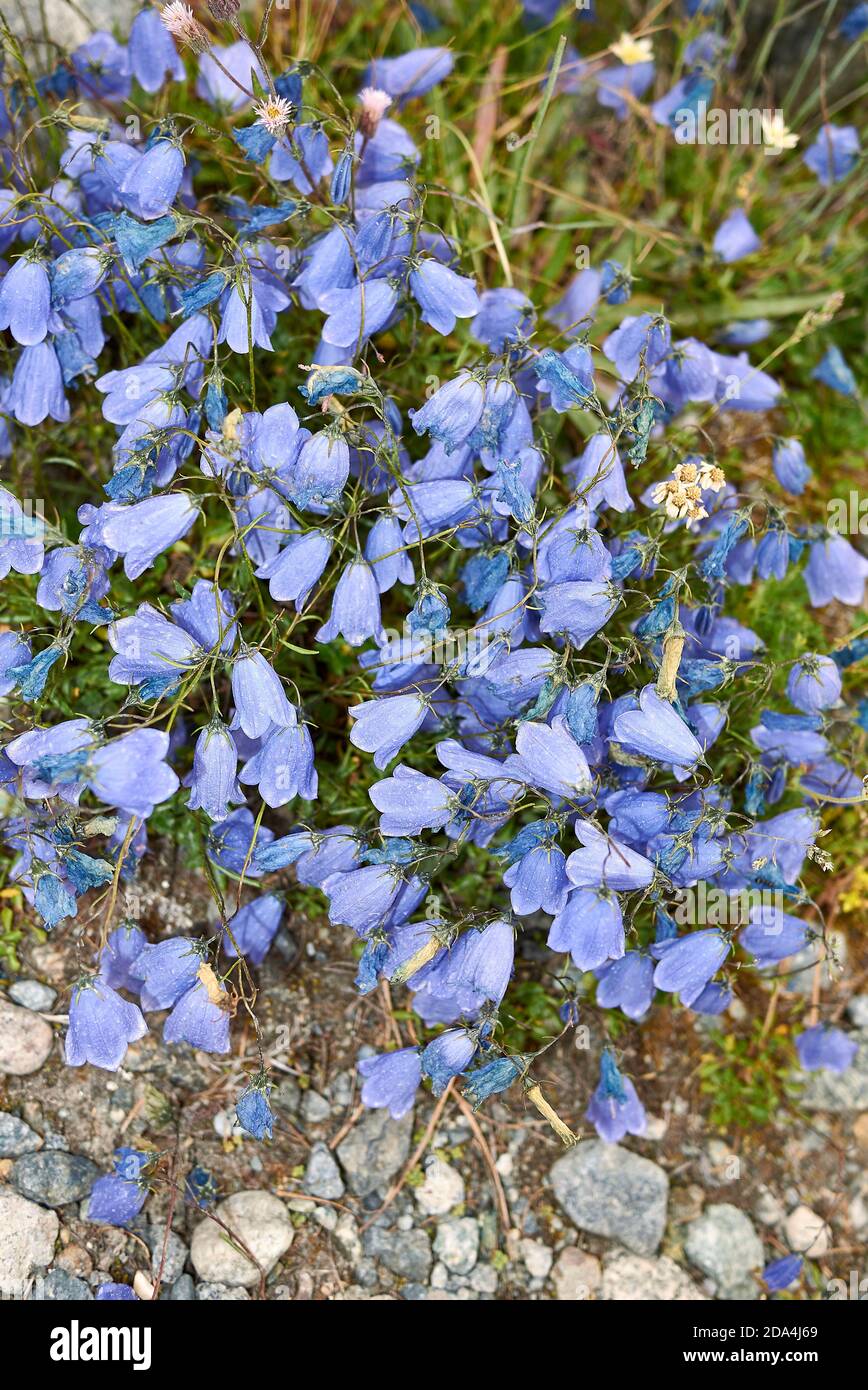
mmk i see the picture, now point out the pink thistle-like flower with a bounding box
[160,2,212,53]
[358,86,393,139]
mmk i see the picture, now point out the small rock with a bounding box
[9,980,57,1012]
[304,1142,345,1200]
[36,1268,93,1301]
[469,1264,498,1294]
[301,1090,331,1125]
[753,1185,785,1227]
[430,1261,450,1289]
[852,1113,868,1153]
[784,1204,831,1257]
[196,1282,250,1301]
[414,1155,465,1218]
[333,1214,362,1266]
[166,1274,195,1301]
[520,1238,553,1280]
[550,1141,669,1257]
[0,998,54,1076]
[273,1078,301,1114]
[336,1106,413,1198]
[0,1112,42,1158]
[142,1223,188,1283]
[365,1227,433,1282]
[55,1244,93,1278]
[433,1218,479,1275]
[190,1191,293,1289]
[847,996,868,1029]
[551,1247,601,1300]
[11,1151,98,1207]
[313,1206,338,1233]
[0,1191,59,1297]
[601,1252,707,1301]
[643,1113,668,1141]
[684,1203,763,1300]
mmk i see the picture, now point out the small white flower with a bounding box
[253,95,295,136]
[761,111,799,153]
[610,33,654,66]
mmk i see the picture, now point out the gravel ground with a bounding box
[1,850,867,1303]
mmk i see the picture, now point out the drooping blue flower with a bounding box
[421,1028,477,1095]
[462,1055,525,1106]
[410,372,485,453]
[504,718,592,800]
[188,720,241,821]
[547,889,624,970]
[98,922,147,993]
[595,952,656,1020]
[442,920,515,1005]
[96,1283,139,1301]
[802,123,860,186]
[539,580,619,648]
[586,1048,646,1143]
[239,722,318,808]
[316,559,384,646]
[795,1024,857,1073]
[369,765,454,836]
[740,904,809,966]
[101,493,198,581]
[87,1148,150,1226]
[132,936,206,1011]
[223,894,285,966]
[8,340,70,425]
[256,530,333,609]
[786,654,842,713]
[72,31,130,99]
[119,139,185,221]
[712,208,761,262]
[772,438,812,495]
[652,929,730,1005]
[470,288,533,350]
[612,686,703,767]
[236,1082,274,1140]
[804,534,868,607]
[320,278,399,348]
[129,7,184,92]
[359,1047,422,1118]
[409,258,480,335]
[763,1255,804,1292]
[0,254,51,345]
[810,345,858,396]
[230,650,297,739]
[66,978,148,1071]
[366,47,454,101]
[500,833,569,913]
[567,823,655,890]
[163,977,231,1053]
[88,729,180,817]
[349,693,428,770]
[603,313,671,382]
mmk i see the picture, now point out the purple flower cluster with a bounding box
[0,6,862,1148]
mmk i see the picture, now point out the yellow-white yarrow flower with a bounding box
[610,33,654,66]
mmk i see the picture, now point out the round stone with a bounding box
[190,1191,293,1289]
[0,998,54,1076]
